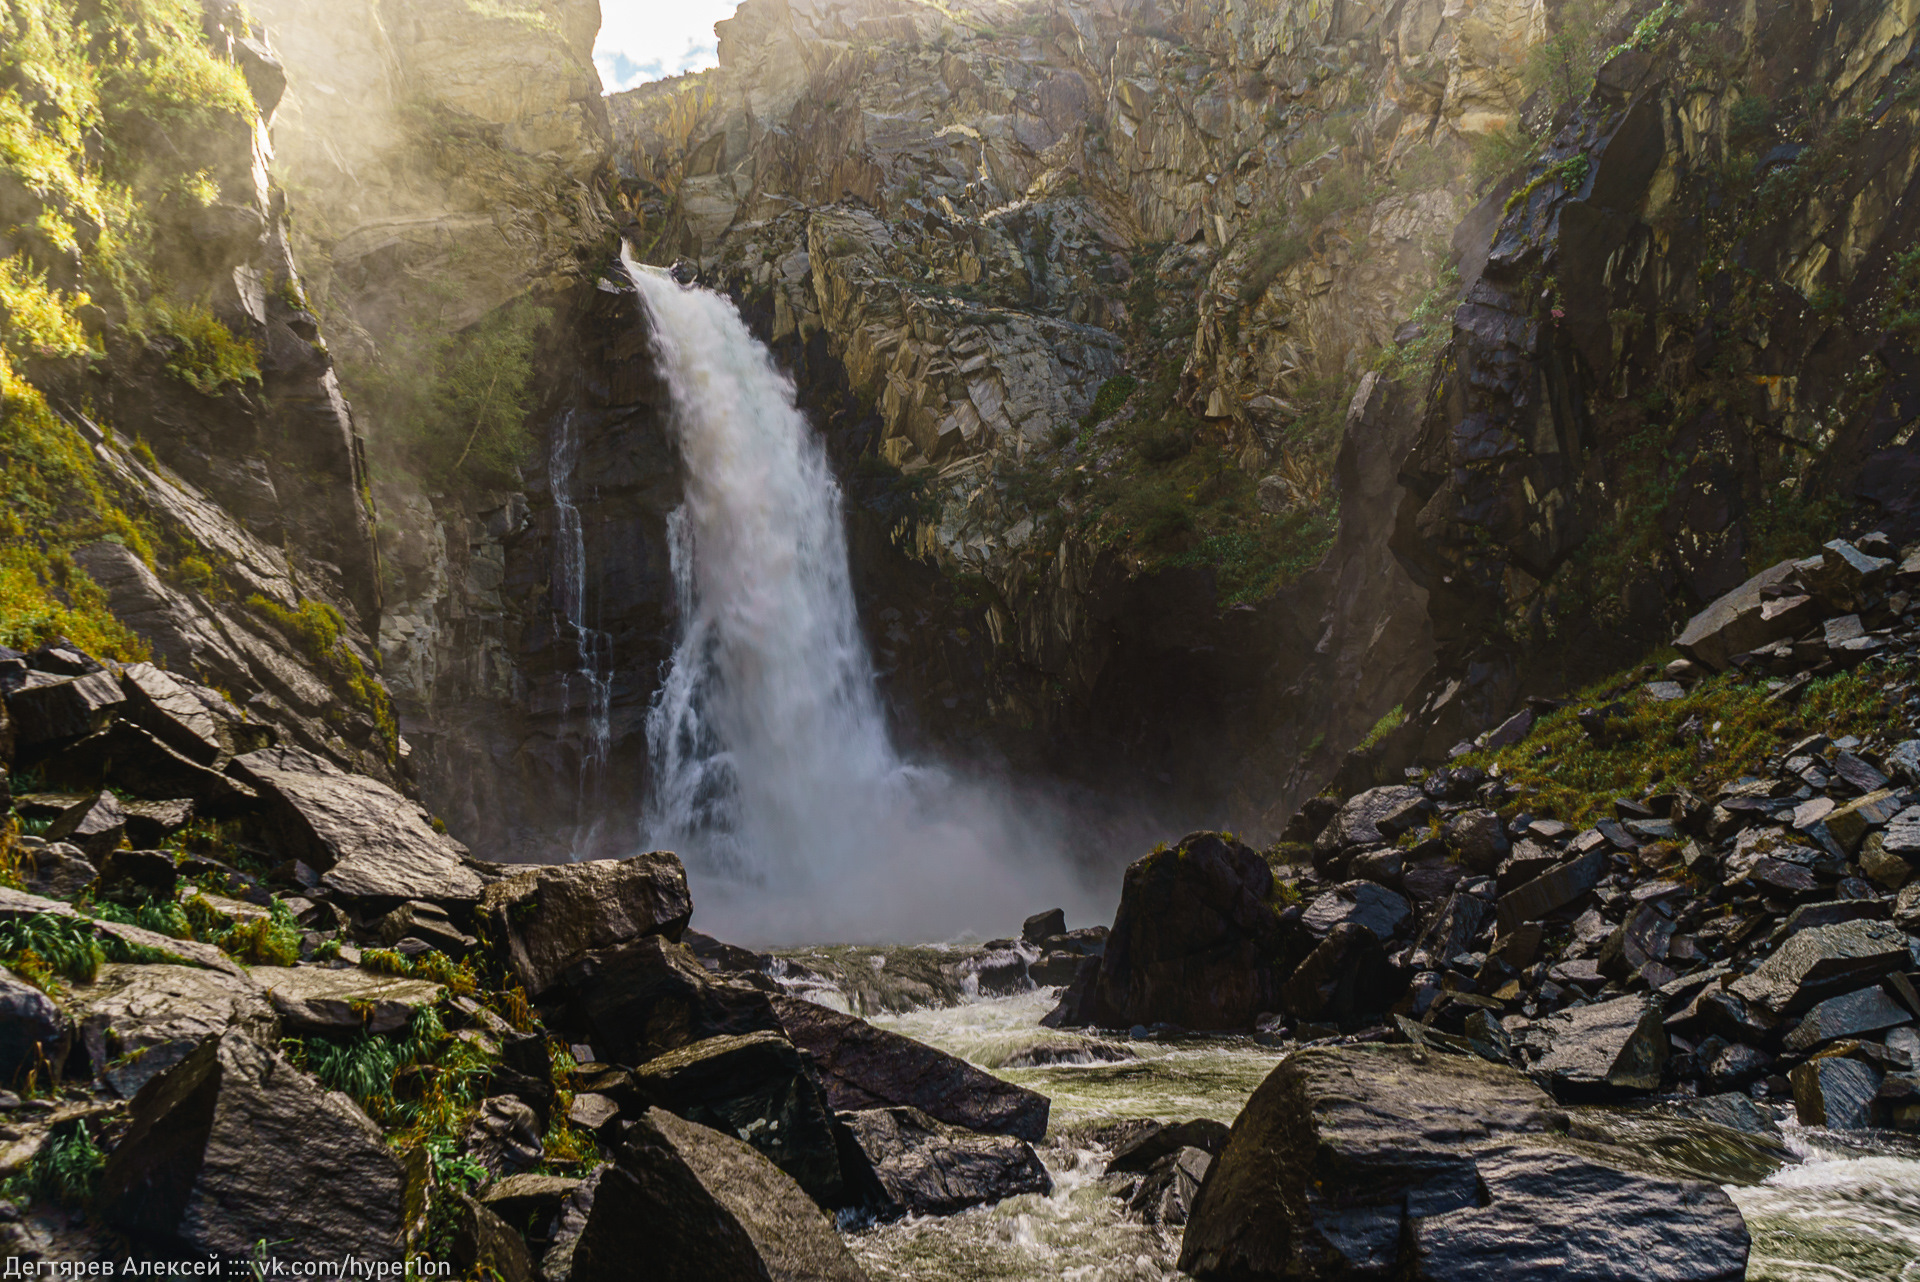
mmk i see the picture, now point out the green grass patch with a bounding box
[148,298,259,396]
[249,596,398,755]
[1453,653,1915,826]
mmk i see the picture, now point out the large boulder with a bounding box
[228,746,483,906]
[1281,921,1401,1023]
[1674,559,1807,671]
[772,995,1048,1141]
[630,1032,845,1206]
[98,1029,405,1260]
[5,670,124,752]
[838,1106,1051,1217]
[557,935,780,1066]
[480,853,692,998]
[1314,787,1430,862]
[1089,832,1287,1031]
[1728,920,1910,1014]
[568,1108,869,1282]
[1179,1046,1749,1281]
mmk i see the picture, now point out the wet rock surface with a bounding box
[838,1106,1051,1218]
[773,995,1049,1141]
[1179,1045,1750,1281]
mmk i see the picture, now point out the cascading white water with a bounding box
[549,407,614,854]
[625,249,1091,943]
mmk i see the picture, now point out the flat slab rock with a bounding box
[1729,920,1910,1014]
[773,994,1048,1141]
[250,965,446,1036]
[229,746,482,905]
[0,886,243,977]
[839,1105,1052,1217]
[1179,1045,1749,1282]
[1533,993,1670,1100]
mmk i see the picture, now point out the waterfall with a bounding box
[625,249,1088,943]
[549,407,613,854]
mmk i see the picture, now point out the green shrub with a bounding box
[0,914,104,987]
[148,299,259,396]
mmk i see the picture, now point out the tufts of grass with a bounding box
[1357,704,1405,752]
[147,298,260,396]
[0,914,104,988]
[1454,653,1915,826]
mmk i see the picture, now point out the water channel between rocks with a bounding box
[777,969,1920,1282]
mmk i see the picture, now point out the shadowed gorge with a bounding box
[2,0,1920,1276]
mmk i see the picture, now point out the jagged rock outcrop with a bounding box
[601,0,1556,827]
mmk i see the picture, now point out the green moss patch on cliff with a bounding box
[248,594,398,754]
[1453,651,1915,827]
[0,0,273,654]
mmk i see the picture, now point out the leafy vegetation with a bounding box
[0,913,105,988]
[148,297,260,396]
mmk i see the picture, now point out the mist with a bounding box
[623,252,1119,947]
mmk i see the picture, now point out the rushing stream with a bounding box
[773,960,1920,1282]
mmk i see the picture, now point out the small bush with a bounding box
[148,299,260,396]
[1471,121,1540,190]
[0,914,104,988]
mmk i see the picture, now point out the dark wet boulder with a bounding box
[1790,1056,1880,1130]
[1104,1118,1230,1174]
[1313,787,1429,871]
[569,1108,869,1282]
[98,1028,404,1260]
[1496,850,1607,932]
[630,1032,845,1206]
[1021,909,1066,943]
[1533,994,1669,1100]
[447,1192,536,1282]
[0,967,67,1084]
[1282,922,1401,1023]
[557,935,780,1066]
[229,746,483,906]
[1301,881,1411,942]
[1090,832,1287,1031]
[1445,809,1510,873]
[1781,985,1912,1052]
[1179,1045,1748,1282]
[838,1105,1051,1218]
[947,944,1031,996]
[1729,920,1910,1014]
[772,995,1048,1141]
[1038,955,1101,1028]
[480,852,693,998]
[1123,1145,1212,1227]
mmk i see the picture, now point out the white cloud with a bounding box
[595,0,741,92]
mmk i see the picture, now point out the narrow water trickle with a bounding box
[549,407,614,856]
[624,248,1090,944]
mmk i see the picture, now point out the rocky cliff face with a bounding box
[605,0,1560,827]
[250,0,666,855]
[1361,0,1920,772]
[0,0,399,786]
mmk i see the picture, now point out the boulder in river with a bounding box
[569,1107,869,1282]
[630,1031,845,1206]
[97,1028,405,1260]
[1089,832,1286,1031]
[838,1105,1051,1217]
[1179,1045,1749,1281]
[481,852,693,998]
[772,994,1048,1141]
[558,935,780,1066]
